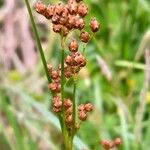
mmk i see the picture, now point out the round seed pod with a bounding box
[77,3,88,17]
[89,18,100,32]
[80,31,90,43]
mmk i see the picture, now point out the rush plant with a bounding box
[24,0,99,149]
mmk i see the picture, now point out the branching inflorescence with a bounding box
[34,0,100,149]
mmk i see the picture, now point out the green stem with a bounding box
[72,76,76,139]
[24,0,51,83]
[60,37,72,150]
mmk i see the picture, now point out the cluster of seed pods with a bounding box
[101,138,121,150]
[34,0,99,131]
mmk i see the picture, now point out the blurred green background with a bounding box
[0,0,150,150]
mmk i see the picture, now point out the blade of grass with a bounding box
[24,0,51,83]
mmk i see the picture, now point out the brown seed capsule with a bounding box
[75,17,85,30]
[85,103,93,112]
[101,140,111,149]
[65,107,73,115]
[55,2,64,15]
[78,104,85,111]
[80,31,90,43]
[114,138,121,146]
[65,55,73,66]
[52,14,60,24]
[64,99,72,108]
[61,26,69,36]
[34,1,46,15]
[48,82,60,93]
[67,1,78,15]
[45,5,55,19]
[53,98,62,108]
[50,70,59,79]
[53,24,62,33]
[66,115,73,124]
[78,111,87,121]
[74,54,86,67]
[69,39,78,52]
[90,18,100,32]
[77,3,88,17]
[67,15,76,29]
[64,67,73,78]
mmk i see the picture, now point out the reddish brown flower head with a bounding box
[55,2,64,15]
[52,96,62,108]
[67,15,76,29]
[80,31,90,43]
[50,70,59,79]
[51,14,60,24]
[78,111,87,121]
[67,1,78,15]
[48,82,60,93]
[65,55,74,66]
[77,3,88,17]
[64,99,72,108]
[69,39,78,52]
[34,1,46,15]
[85,103,93,112]
[101,140,111,149]
[53,24,62,33]
[90,18,100,32]
[78,104,85,111]
[75,17,85,30]
[45,5,55,19]
[74,54,86,67]
[61,26,69,36]
[65,107,73,115]
[65,115,73,124]
[114,138,121,146]
[64,67,73,78]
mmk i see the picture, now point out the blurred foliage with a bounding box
[0,0,150,150]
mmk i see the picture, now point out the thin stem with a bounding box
[72,76,77,138]
[24,0,51,83]
[60,37,72,150]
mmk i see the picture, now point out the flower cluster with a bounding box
[34,0,99,37]
[34,0,99,136]
[101,138,121,150]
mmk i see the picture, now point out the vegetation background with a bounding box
[0,0,150,150]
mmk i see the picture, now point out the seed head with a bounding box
[52,14,60,24]
[67,1,78,15]
[34,1,46,15]
[85,103,93,112]
[69,39,78,52]
[75,17,85,30]
[78,104,85,111]
[45,5,55,19]
[53,24,62,33]
[78,111,87,121]
[77,3,88,17]
[90,18,100,32]
[65,107,73,115]
[114,138,121,146]
[80,31,90,43]
[53,107,61,113]
[64,99,72,108]
[66,115,73,124]
[48,82,60,93]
